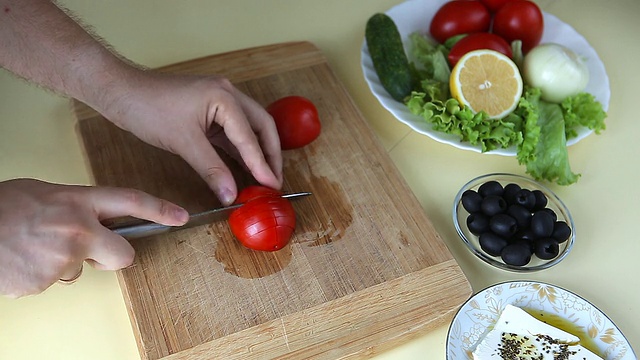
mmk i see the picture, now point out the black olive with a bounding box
[503,183,522,205]
[507,204,532,228]
[501,243,532,266]
[511,228,537,242]
[490,213,518,238]
[552,221,572,243]
[542,208,558,222]
[532,190,548,211]
[481,195,507,216]
[479,232,508,257]
[530,211,555,238]
[511,238,535,253]
[514,189,536,210]
[461,189,483,213]
[534,238,560,260]
[478,180,504,197]
[467,213,490,235]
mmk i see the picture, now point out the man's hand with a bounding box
[104,72,283,205]
[0,0,283,205]
[0,179,188,298]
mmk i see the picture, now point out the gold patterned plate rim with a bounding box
[446,280,636,360]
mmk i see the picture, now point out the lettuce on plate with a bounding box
[404,32,607,186]
[516,88,579,185]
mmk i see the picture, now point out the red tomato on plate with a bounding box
[266,96,321,150]
[229,186,296,252]
[478,0,520,13]
[429,0,491,44]
[448,33,513,67]
[492,0,544,53]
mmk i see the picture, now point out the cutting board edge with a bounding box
[159,259,471,360]
[116,271,147,359]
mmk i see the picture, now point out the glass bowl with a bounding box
[453,173,575,272]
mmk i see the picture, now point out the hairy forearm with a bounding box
[0,0,138,115]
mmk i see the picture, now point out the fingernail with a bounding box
[174,207,189,224]
[218,187,235,206]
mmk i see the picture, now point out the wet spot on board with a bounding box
[399,232,410,247]
[213,224,292,279]
[283,155,354,248]
[212,151,355,277]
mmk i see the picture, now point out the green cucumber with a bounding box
[365,13,413,102]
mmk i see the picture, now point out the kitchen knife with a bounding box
[107,192,312,240]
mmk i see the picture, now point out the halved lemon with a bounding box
[450,49,523,119]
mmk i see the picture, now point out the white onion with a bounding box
[523,43,589,103]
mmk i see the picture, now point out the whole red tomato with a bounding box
[478,0,521,13]
[229,186,296,252]
[448,33,513,67]
[429,0,491,44]
[492,0,544,53]
[266,96,321,150]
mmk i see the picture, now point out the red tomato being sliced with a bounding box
[229,186,296,252]
[234,185,282,204]
[448,32,513,67]
[429,0,491,44]
[492,0,544,53]
[266,95,321,150]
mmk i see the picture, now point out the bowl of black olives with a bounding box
[453,173,575,272]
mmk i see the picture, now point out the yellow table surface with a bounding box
[1,0,638,359]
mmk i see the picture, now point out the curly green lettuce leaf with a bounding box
[561,92,607,139]
[406,92,524,152]
[514,87,542,165]
[407,32,450,99]
[522,100,580,185]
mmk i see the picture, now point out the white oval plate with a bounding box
[447,281,636,360]
[361,0,610,156]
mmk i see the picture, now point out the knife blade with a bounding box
[107,192,312,240]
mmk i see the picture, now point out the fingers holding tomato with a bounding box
[229,186,296,252]
[266,96,321,150]
[234,185,282,204]
[234,95,319,250]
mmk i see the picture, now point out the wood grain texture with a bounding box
[75,41,471,360]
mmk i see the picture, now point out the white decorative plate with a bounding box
[447,281,636,360]
[361,0,611,156]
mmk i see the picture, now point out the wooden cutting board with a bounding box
[74,41,471,360]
